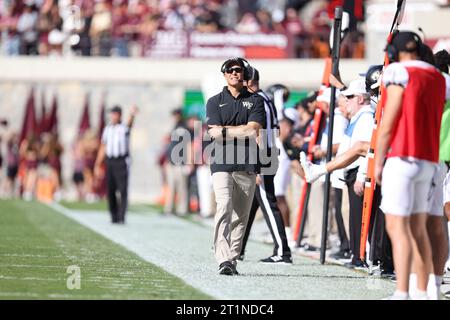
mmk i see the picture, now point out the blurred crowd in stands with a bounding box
[0,91,106,203]
[0,123,65,202]
[0,0,365,58]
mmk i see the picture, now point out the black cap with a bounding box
[109,105,122,114]
[221,57,245,73]
[391,31,422,53]
[306,90,318,101]
[297,91,317,108]
[298,97,310,109]
[247,66,259,81]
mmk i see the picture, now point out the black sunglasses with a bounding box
[346,94,356,99]
[225,67,243,74]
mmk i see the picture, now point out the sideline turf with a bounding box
[59,200,163,214]
[0,200,211,300]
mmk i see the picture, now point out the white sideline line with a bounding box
[47,202,396,300]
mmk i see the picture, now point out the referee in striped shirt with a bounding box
[95,105,138,224]
[240,67,292,263]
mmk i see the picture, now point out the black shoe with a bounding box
[218,261,234,275]
[302,244,320,252]
[330,249,351,261]
[232,264,239,275]
[444,291,450,299]
[344,260,366,270]
[260,255,293,264]
[380,269,395,279]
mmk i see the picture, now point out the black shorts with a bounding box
[7,166,18,179]
[73,172,84,184]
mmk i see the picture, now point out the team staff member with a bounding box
[420,47,450,300]
[206,57,265,275]
[239,67,292,264]
[95,105,138,224]
[375,31,447,300]
[336,79,374,268]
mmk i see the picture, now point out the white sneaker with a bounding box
[86,193,97,203]
[299,152,327,183]
[428,290,443,300]
[382,291,409,300]
[23,191,33,202]
[410,291,429,300]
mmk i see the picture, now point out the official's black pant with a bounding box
[106,157,129,223]
[345,168,364,264]
[369,187,394,272]
[333,188,350,252]
[241,175,291,258]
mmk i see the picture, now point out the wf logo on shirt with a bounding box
[242,101,253,109]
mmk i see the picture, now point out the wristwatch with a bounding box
[222,127,227,139]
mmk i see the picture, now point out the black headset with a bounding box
[246,65,260,81]
[386,31,424,63]
[220,57,251,80]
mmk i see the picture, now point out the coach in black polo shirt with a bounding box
[206,57,265,275]
[95,105,138,224]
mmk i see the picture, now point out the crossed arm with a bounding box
[208,121,262,140]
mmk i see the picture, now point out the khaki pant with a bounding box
[306,182,348,248]
[164,164,189,215]
[341,187,350,238]
[306,181,325,248]
[212,171,256,265]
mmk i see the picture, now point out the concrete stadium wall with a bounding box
[0,57,368,88]
[0,57,368,202]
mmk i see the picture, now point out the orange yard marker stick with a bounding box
[293,58,330,245]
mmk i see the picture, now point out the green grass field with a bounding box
[0,200,210,300]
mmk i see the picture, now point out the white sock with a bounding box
[435,275,443,286]
[409,273,418,298]
[285,227,293,241]
[427,274,443,300]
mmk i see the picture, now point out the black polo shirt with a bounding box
[206,86,266,174]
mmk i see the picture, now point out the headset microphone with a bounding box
[418,27,426,40]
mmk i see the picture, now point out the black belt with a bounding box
[106,155,128,160]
